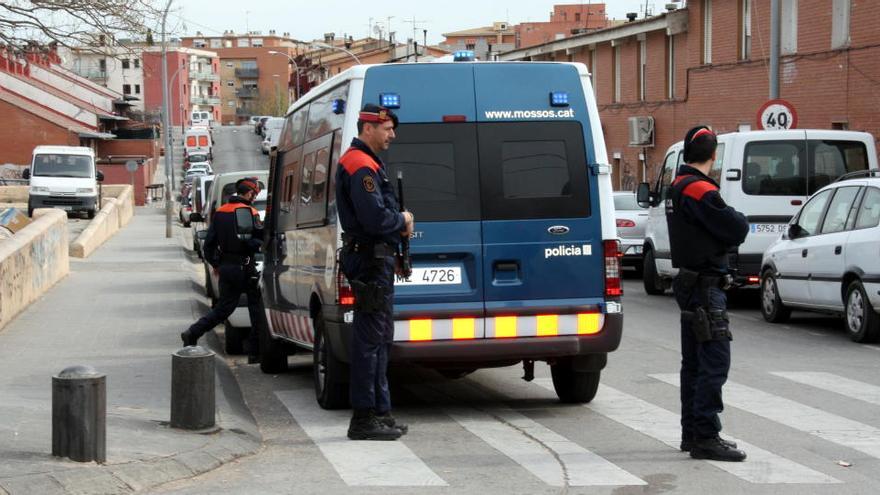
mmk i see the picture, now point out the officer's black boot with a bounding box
[181,330,198,347]
[375,411,408,435]
[680,435,737,452]
[689,437,747,462]
[347,409,402,441]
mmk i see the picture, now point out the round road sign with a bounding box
[757,99,798,131]
[125,160,139,172]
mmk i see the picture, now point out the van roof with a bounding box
[33,145,94,156]
[669,129,875,149]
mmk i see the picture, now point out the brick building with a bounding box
[517,3,611,49]
[501,0,880,190]
[441,24,517,61]
[141,47,221,128]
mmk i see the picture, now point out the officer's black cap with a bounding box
[359,103,398,129]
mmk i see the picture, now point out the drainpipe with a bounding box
[769,0,780,99]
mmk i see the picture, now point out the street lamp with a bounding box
[160,0,173,238]
[267,50,301,100]
[310,41,362,65]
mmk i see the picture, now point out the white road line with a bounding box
[410,386,644,487]
[772,371,880,407]
[652,373,880,460]
[534,379,838,484]
[275,390,447,487]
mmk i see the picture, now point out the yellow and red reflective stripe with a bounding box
[409,318,432,341]
[536,314,558,337]
[452,317,476,340]
[392,313,604,341]
[494,316,517,338]
[577,313,601,335]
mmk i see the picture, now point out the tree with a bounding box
[0,1,162,53]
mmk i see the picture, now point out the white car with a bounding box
[761,171,880,342]
[614,191,648,275]
[188,163,213,175]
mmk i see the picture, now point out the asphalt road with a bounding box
[157,130,880,494]
[208,125,269,175]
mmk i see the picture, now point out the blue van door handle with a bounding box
[834,245,842,255]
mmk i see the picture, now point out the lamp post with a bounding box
[311,42,362,65]
[267,50,300,100]
[160,0,173,238]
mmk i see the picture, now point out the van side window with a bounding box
[297,133,334,226]
[659,151,677,200]
[820,186,860,234]
[306,85,348,141]
[286,109,309,149]
[854,187,880,229]
[742,140,806,196]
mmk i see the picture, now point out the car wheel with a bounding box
[642,249,665,295]
[224,321,246,355]
[760,271,791,323]
[845,280,880,343]
[313,312,350,409]
[551,360,600,404]
[258,310,288,374]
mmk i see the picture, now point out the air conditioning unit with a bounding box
[628,116,655,147]
[493,22,508,32]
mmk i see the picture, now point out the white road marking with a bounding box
[275,390,447,487]
[652,373,880,459]
[534,379,838,484]
[772,371,880,407]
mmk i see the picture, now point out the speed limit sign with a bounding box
[757,99,798,130]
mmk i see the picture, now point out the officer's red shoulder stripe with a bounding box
[681,180,718,201]
[339,148,379,175]
[216,202,258,215]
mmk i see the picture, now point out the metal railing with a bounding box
[190,96,222,105]
[234,67,259,78]
[72,69,107,80]
[235,88,259,98]
[190,72,220,82]
[235,107,254,116]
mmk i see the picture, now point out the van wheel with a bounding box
[258,310,288,374]
[87,208,96,220]
[760,271,791,323]
[845,280,880,343]
[27,203,33,217]
[224,321,246,355]
[642,249,665,295]
[551,360,600,404]
[313,312,350,409]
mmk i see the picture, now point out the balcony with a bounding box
[235,88,259,99]
[191,96,222,106]
[235,107,254,116]
[72,69,107,81]
[235,67,259,78]
[190,72,220,82]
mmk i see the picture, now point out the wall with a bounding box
[0,100,81,166]
[0,209,68,331]
[69,185,133,258]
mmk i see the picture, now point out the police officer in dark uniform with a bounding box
[336,104,414,441]
[667,126,749,462]
[182,177,264,364]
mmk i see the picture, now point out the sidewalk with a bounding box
[0,208,260,495]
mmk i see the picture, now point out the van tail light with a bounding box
[616,219,636,228]
[604,240,623,297]
[336,267,355,306]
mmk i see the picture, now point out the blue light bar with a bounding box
[453,50,476,62]
[550,91,570,107]
[332,98,346,114]
[379,93,400,109]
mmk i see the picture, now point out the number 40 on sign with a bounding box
[757,99,798,131]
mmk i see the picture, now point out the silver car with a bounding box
[614,191,649,275]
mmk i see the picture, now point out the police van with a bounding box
[638,129,878,294]
[257,55,623,408]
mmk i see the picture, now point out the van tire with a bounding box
[643,249,665,295]
[27,203,33,217]
[551,361,600,404]
[87,208,96,219]
[313,313,350,410]
[760,271,790,323]
[224,321,246,355]
[258,310,288,374]
[845,280,880,343]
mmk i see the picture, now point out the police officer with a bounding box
[667,126,749,462]
[182,177,264,364]
[336,104,414,441]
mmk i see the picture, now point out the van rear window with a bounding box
[743,140,869,196]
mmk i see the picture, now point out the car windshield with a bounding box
[614,193,639,210]
[32,153,92,178]
[188,155,208,163]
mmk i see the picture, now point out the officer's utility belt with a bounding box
[678,267,733,343]
[341,234,396,258]
[220,253,253,266]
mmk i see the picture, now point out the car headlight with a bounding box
[30,186,49,193]
[76,188,95,194]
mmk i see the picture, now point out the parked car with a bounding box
[261,117,284,139]
[761,170,880,342]
[190,174,214,257]
[255,116,269,135]
[638,129,879,295]
[248,115,263,129]
[184,152,211,171]
[184,127,213,159]
[614,191,648,275]
[261,128,281,154]
[188,163,214,175]
[179,188,194,227]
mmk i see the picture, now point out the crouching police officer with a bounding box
[336,104,414,441]
[182,177,264,364]
[667,126,749,462]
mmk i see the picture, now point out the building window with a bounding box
[122,84,131,95]
[575,13,581,22]
[224,40,233,48]
[241,60,257,69]
[194,39,206,48]
[781,0,798,55]
[122,59,130,69]
[228,101,235,107]
[666,35,675,100]
[210,39,222,48]
[613,45,621,103]
[237,38,250,48]
[227,81,234,86]
[638,39,647,101]
[252,38,263,47]
[831,0,851,49]
[465,43,475,50]
[134,84,141,94]
[226,62,234,68]
[135,59,141,69]
[703,0,713,64]
[740,0,752,60]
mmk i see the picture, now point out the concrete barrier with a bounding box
[0,209,69,332]
[69,198,120,258]
[0,186,28,203]
[102,185,134,228]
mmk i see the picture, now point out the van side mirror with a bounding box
[21,169,30,180]
[636,182,655,208]
[96,171,104,182]
[234,207,255,241]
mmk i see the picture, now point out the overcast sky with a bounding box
[174,1,671,44]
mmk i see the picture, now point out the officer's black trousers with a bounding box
[188,263,261,354]
[673,277,731,441]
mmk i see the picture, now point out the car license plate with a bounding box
[627,245,643,255]
[395,267,462,286]
[751,223,788,234]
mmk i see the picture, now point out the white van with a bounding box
[191,110,215,128]
[638,129,878,294]
[184,127,213,159]
[23,145,103,218]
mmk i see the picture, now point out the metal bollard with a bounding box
[52,365,106,463]
[171,346,215,430]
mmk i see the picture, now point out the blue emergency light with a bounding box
[453,50,476,62]
[332,98,346,114]
[550,91,570,107]
[379,93,400,108]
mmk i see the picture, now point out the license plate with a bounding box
[627,245,643,255]
[750,223,788,234]
[59,206,72,211]
[395,267,462,286]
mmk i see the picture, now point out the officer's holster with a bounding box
[341,235,395,314]
[678,268,733,343]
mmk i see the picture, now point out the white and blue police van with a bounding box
[257,52,623,408]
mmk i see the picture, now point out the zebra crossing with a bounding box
[275,370,880,489]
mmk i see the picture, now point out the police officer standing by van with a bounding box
[667,126,749,462]
[182,177,264,364]
[336,104,414,441]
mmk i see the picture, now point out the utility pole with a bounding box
[160,0,173,238]
[769,0,780,98]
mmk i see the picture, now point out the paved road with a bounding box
[204,125,268,175]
